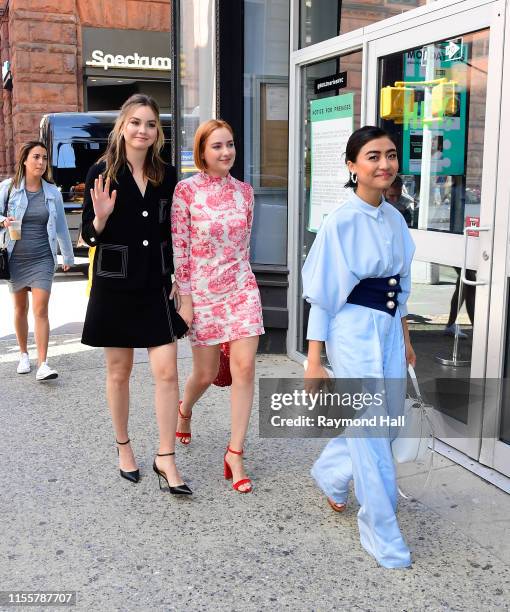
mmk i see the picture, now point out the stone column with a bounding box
[0,14,14,179]
[8,0,80,165]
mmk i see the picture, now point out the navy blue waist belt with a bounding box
[346,274,401,317]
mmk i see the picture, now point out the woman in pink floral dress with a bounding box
[171,119,264,493]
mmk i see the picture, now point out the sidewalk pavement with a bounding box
[1,333,509,612]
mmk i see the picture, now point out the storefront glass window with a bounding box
[299,0,426,48]
[407,264,473,419]
[297,51,363,352]
[378,30,489,233]
[178,0,216,176]
[244,0,290,265]
[87,78,171,112]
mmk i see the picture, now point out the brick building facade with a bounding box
[0,0,171,178]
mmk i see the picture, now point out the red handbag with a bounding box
[213,342,232,387]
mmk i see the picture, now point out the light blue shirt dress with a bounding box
[302,191,416,569]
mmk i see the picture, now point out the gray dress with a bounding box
[8,188,55,293]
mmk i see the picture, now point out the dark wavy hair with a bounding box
[344,126,397,190]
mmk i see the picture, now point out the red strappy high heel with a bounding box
[223,447,252,493]
[175,401,192,445]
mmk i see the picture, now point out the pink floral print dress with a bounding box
[171,172,264,346]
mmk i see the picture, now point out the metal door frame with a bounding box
[287,0,510,477]
[365,1,505,459]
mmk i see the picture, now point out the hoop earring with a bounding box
[350,172,358,184]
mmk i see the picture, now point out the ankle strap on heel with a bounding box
[178,405,191,420]
[226,447,244,455]
[116,438,131,445]
[157,452,175,457]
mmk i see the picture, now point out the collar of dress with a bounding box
[350,191,387,219]
[198,171,232,186]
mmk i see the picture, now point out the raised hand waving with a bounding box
[91,174,117,221]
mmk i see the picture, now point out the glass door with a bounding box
[296,49,364,355]
[365,1,505,462]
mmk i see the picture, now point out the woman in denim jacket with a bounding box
[0,140,74,380]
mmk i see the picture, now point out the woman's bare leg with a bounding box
[31,288,51,365]
[12,289,29,354]
[104,347,137,472]
[148,342,186,486]
[225,335,259,491]
[177,344,220,442]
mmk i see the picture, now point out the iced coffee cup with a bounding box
[8,219,22,240]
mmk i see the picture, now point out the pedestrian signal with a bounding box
[380,86,414,122]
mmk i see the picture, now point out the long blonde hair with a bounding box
[13,141,53,188]
[98,94,166,186]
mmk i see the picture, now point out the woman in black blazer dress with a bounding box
[81,94,191,495]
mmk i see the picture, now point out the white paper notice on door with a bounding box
[309,93,354,233]
[266,85,288,121]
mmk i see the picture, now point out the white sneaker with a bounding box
[444,323,468,338]
[17,352,31,374]
[36,362,58,381]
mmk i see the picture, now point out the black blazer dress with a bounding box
[80,161,187,348]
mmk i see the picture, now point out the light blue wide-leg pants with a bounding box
[311,303,411,569]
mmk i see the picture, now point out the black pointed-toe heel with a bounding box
[153,451,192,495]
[116,438,140,483]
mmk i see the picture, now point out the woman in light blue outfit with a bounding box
[302,126,416,569]
[0,141,74,380]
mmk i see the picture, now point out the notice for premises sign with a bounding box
[308,93,354,233]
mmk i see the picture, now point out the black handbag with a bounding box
[0,183,13,280]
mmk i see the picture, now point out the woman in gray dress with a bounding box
[0,141,74,380]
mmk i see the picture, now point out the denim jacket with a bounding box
[0,177,74,267]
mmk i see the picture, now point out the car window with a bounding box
[53,141,106,204]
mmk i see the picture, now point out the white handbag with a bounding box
[391,365,433,464]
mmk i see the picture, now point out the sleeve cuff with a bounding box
[306,304,330,341]
[81,223,101,247]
